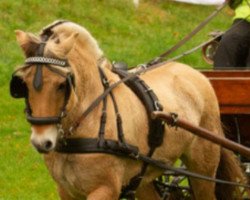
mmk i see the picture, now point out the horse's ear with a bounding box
[15,30,40,57]
[51,32,79,58]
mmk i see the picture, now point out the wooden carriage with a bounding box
[202,69,250,162]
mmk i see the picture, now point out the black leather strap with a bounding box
[113,68,165,150]
[98,67,127,145]
[26,114,62,125]
[55,137,250,189]
[112,68,165,199]
[56,138,139,157]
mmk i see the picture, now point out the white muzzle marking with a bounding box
[31,126,58,153]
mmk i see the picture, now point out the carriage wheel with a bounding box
[154,167,194,200]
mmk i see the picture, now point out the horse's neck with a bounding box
[70,44,103,97]
[63,50,103,126]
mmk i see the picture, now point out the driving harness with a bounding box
[10,21,165,199]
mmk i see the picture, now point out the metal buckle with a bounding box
[136,64,147,74]
[154,101,161,111]
[60,111,67,118]
[57,124,65,138]
[169,112,178,130]
[129,151,140,160]
[68,126,74,136]
[102,78,109,87]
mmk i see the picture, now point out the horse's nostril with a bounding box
[44,140,53,150]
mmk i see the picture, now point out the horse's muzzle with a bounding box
[31,138,54,153]
[30,126,58,153]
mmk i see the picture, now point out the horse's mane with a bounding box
[41,20,103,60]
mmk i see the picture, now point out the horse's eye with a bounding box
[57,82,66,91]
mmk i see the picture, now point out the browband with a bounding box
[25,57,68,67]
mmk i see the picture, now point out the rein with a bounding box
[146,1,227,66]
[70,1,229,131]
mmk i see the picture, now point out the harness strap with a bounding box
[55,137,250,189]
[98,96,108,147]
[119,148,155,199]
[97,68,109,147]
[56,138,139,156]
[113,68,165,149]
[98,67,127,146]
[112,68,165,199]
[146,1,227,66]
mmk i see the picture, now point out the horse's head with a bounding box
[10,29,79,153]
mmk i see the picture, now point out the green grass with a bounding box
[0,0,233,199]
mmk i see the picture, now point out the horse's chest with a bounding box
[44,154,93,197]
[44,154,118,197]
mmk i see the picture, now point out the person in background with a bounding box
[213,0,250,68]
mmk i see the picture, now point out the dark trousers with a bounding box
[214,19,250,68]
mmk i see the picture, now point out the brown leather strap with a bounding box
[147,1,228,66]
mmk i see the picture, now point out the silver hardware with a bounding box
[68,126,74,136]
[60,111,66,118]
[145,88,153,93]
[154,101,161,111]
[169,112,179,130]
[57,124,65,138]
[244,163,250,175]
[137,63,147,69]
[102,78,109,86]
[135,64,147,74]
[130,152,140,160]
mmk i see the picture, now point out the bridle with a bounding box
[10,54,75,126]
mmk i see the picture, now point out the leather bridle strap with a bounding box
[24,56,72,125]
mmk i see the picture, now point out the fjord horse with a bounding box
[13,21,246,200]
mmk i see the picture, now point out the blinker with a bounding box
[10,74,28,98]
